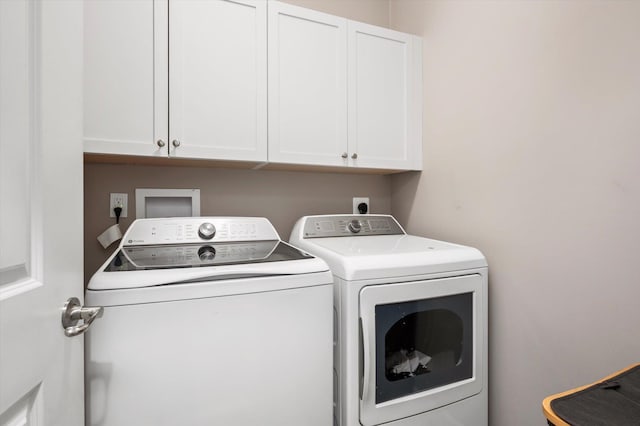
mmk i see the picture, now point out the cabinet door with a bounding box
[84,0,168,157]
[169,0,267,161]
[268,1,348,166]
[348,22,422,171]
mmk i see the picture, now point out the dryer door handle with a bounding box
[359,318,364,399]
[360,316,372,401]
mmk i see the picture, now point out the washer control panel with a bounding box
[123,217,280,246]
[301,215,405,238]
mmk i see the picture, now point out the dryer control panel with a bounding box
[299,215,405,238]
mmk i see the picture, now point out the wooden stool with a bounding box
[542,363,640,425]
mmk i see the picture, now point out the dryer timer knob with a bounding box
[348,220,362,234]
[198,223,216,240]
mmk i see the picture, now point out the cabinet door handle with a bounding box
[351,153,358,159]
[341,152,348,159]
[156,139,166,148]
[172,139,181,147]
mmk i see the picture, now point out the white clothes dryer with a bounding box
[86,217,333,426]
[290,214,488,426]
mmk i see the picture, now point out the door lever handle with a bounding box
[61,297,104,337]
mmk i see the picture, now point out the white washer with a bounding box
[86,217,333,426]
[290,214,488,426]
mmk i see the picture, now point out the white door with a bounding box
[83,0,168,157]
[0,1,85,425]
[267,1,348,167]
[169,0,267,161]
[348,21,422,171]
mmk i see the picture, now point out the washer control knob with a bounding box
[348,220,362,234]
[198,223,216,240]
[198,245,216,261]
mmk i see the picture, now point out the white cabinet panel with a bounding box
[84,0,168,157]
[348,22,422,171]
[268,2,347,166]
[0,0,29,275]
[169,0,267,161]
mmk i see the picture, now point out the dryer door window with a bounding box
[358,274,485,426]
[375,293,473,403]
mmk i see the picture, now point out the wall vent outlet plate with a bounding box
[110,193,128,218]
[135,188,201,219]
[353,197,370,214]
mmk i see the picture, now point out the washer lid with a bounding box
[86,268,333,306]
[88,241,329,291]
[293,234,487,281]
[104,240,308,271]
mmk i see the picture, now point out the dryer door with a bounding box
[359,274,485,426]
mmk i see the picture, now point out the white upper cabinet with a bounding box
[169,0,267,161]
[84,0,168,157]
[267,2,422,171]
[348,21,422,171]
[268,2,348,167]
[84,0,266,162]
[83,0,422,172]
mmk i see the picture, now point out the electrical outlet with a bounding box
[353,197,370,214]
[110,193,128,218]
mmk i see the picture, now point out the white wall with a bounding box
[389,1,640,425]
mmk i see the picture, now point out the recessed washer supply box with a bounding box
[135,188,200,218]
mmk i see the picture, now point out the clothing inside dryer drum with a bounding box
[385,309,463,378]
[375,293,474,404]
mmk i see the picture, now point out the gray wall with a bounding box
[389,1,640,425]
[84,164,391,284]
